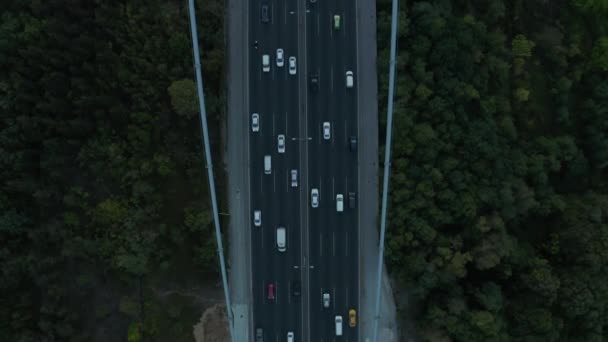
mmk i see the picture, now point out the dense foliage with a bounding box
[378,0,608,341]
[0,0,225,340]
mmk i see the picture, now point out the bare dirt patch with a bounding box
[193,303,230,342]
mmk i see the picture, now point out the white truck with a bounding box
[264,155,271,174]
[335,315,343,336]
[276,227,286,252]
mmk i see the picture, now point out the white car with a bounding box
[251,113,259,132]
[262,54,270,72]
[289,56,297,75]
[311,188,319,208]
[278,134,286,153]
[323,293,330,308]
[346,71,354,88]
[323,122,331,140]
[253,210,261,227]
[276,48,284,67]
[287,332,294,342]
[291,169,298,187]
[335,316,343,336]
[336,194,344,212]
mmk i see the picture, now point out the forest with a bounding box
[0,0,225,340]
[378,0,608,341]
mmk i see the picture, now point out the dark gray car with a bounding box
[349,192,356,209]
[309,73,319,91]
[260,4,270,23]
[350,136,357,151]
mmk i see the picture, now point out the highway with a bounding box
[249,0,359,340]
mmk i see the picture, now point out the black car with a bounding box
[350,136,357,151]
[260,4,270,23]
[349,192,356,209]
[309,73,319,91]
[291,281,301,297]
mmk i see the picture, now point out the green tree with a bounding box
[167,79,198,117]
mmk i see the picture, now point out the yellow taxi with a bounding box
[348,309,357,327]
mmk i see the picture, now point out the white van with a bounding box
[262,54,270,72]
[276,227,286,252]
[264,155,271,174]
[335,315,343,336]
[336,194,344,212]
[346,71,354,88]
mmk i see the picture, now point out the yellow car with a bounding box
[349,309,357,327]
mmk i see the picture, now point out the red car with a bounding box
[267,283,275,301]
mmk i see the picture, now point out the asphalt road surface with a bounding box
[306,0,359,341]
[249,0,359,341]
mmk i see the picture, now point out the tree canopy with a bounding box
[0,0,225,340]
[378,0,608,340]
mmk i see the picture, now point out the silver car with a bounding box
[311,188,319,208]
[323,293,330,308]
[323,122,331,140]
[291,170,298,187]
[276,48,284,67]
[346,70,354,88]
[253,210,261,227]
[278,134,286,153]
[251,113,260,132]
[289,56,297,75]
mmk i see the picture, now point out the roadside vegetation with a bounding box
[0,0,225,340]
[377,0,608,340]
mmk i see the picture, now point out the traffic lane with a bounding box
[270,0,292,338]
[324,0,342,335]
[305,0,325,339]
[315,172,338,340]
[344,61,360,342]
[326,0,356,338]
[252,0,284,336]
[319,50,342,339]
[342,0,360,338]
[308,0,338,339]
[307,109,334,335]
[249,0,270,333]
[270,0,303,337]
[283,0,303,337]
